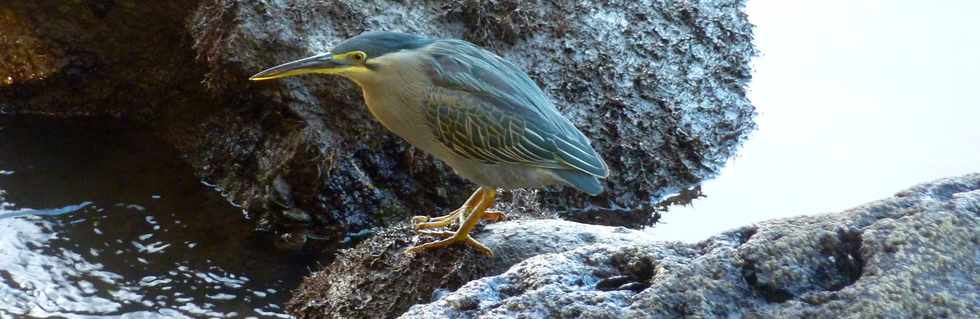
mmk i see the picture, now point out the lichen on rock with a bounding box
[394,174,980,318]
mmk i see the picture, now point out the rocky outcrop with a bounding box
[2,0,755,249]
[187,0,758,230]
[411,174,980,318]
[291,174,980,318]
[287,219,658,318]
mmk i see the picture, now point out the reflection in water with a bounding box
[0,116,317,318]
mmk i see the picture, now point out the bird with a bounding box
[250,31,608,256]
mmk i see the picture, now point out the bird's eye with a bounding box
[351,52,366,62]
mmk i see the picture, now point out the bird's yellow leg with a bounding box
[411,189,482,230]
[416,230,455,238]
[406,187,497,256]
[411,207,464,230]
[422,208,463,222]
[455,208,506,225]
[412,188,507,230]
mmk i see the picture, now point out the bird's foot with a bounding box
[407,187,498,256]
[480,210,507,223]
[408,210,502,256]
[411,209,506,230]
[416,230,455,238]
[411,208,462,230]
[406,232,493,256]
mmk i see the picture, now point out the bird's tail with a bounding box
[553,169,604,196]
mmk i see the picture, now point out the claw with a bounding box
[417,230,455,238]
[412,208,461,230]
[405,234,493,256]
[462,236,493,256]
[482,210,507,223]
[406,187,499,256]
[413,208,505,231]
[412,216,455,230]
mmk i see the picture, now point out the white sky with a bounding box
[649,0,980,242]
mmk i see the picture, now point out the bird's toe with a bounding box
[411,215,430,224]
[405,234,494,257]
[417,230,455,238]
[481,210,507,223]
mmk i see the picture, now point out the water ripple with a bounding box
[0,116,319,318]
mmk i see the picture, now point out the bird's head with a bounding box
[249,31,432,84]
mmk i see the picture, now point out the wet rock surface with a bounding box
[385,174,979,318]
[3,0,756,252]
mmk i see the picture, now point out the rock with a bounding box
[187,0,758,229]
[395,173,980,318]
[0,1,212,118]
[287,219,656,319]
[2,0,757,251]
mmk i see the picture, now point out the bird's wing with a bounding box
[421,40,608,177]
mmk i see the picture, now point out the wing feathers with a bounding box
[422,39,608,178]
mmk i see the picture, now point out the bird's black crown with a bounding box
[331,31,434,59]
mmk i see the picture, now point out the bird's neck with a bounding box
[357,84,390,126]
[358,79,436,152]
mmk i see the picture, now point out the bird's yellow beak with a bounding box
[249,53,347,81]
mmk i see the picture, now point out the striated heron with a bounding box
[250,31,608,256]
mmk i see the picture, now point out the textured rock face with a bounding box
[0,1,211,118]
[2,0,755,248]
[187,0,757,230]
[397,174,980,318]
[287,219,658,318]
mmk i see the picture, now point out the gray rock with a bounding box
[186,0,757,231]
[287,219,658,319]
[400,173,980,318]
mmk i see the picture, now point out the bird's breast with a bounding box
[361,86,444,155]
[357,58,469,167]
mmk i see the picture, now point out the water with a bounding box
[0,116,317,318]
